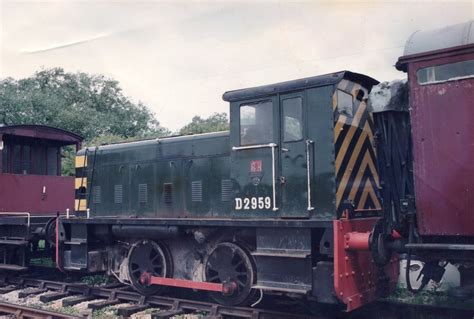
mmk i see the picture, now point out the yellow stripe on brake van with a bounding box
[75,199,87,211]
[75,178,87,189]
[75,155,87,168]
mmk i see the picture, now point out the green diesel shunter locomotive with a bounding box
[62,71,397,311]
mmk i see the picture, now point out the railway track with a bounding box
[0,270,472,319]
[0,301,83,319]
[0,273,321,318]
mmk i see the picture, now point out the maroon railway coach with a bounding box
[397,21,474,238]
[369,20,474,291]
[0,124,82,270]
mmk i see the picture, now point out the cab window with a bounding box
[337,90,354,117]
[283,97,303,142]
[240,100,273,145]
[417,59,474,84]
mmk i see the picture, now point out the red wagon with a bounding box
[0,124,82,270]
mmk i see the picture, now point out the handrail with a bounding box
[0,212,30,227]
[232,143,279,211]
[231,143,277,151]
[270,144,278,211]
[306,140,315,211]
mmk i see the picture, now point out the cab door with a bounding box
[230,97,279,217]
[279,92,311,217]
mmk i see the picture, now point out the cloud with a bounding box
[1,0,472,130]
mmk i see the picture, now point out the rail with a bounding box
[232,143,279,211]
[0,212,31,227]
[0,301,82,319]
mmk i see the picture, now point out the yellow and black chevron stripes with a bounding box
[334,80,381,213]
[75,154,87,211]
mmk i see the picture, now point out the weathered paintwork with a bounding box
[398,44,474,236]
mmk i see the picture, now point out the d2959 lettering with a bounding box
[235,197,271,210]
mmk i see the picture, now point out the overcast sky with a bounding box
[0,0,472,131]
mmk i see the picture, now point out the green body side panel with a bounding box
[279,91,308,217]
[83,134,231,218]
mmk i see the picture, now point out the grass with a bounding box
[81,275,114,287]
[38,240,46,250]
[29,258,55,267]
[27,299,120,319]
[387,286,474,309]
[93,306,119,319]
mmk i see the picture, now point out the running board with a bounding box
[406,243,474,251]
[0,264,28,272]
[252,283,310,294]
[0,239,29,246]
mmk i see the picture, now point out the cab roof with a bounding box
[403,20,473,57]
[222,71,378,102]
[0,124,83,146]
[396,21,474,71]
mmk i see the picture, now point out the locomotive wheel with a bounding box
[127,240,171,295]
[369,218,391,266]
[44,218,57,246]
[204,242,256,306]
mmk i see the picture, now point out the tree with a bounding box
[0,68,169,175]
[179,112,229,135]
[0,68,169,140]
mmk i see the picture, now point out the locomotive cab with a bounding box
[223,71,382,220]
[227,90,311,217]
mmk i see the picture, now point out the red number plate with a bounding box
[250,160,262,173]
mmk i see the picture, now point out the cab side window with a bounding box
[337,90,354,117]
[240,100,273,145]
[283,97,303,142]
[417,59,474,84]
[1,142,60,176]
